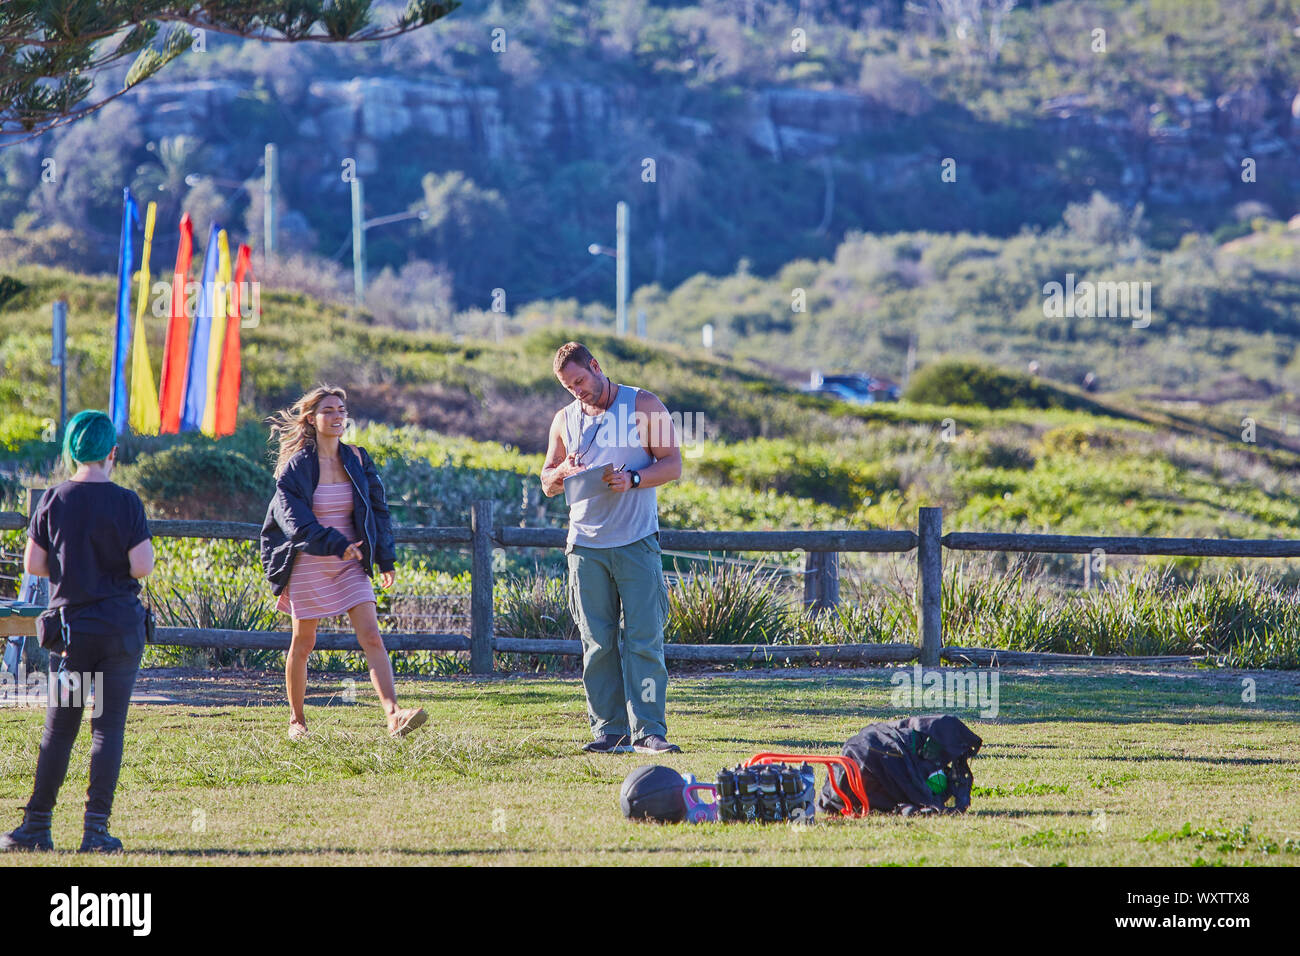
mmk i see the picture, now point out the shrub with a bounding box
[789,599,915,644]
[667,561,792,645]
[493,573,577,673]
[1062,192,1144,246]
[0,412,51,462]
[0,475,24,511]
[1040,423,1118,457]
[904,359,1071,410]
[145,580,280,668]
[940,564,1300,665]
[121,444,275,522]
[495,574,577,642]
[689,439,902,508]
[0,274,27,307]
[659,481,839,531]
[373,453,539,527]
[1217,631,1300,669]
[949,433,1036,470]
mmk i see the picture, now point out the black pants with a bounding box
[27,640,141,818]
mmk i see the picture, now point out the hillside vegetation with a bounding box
[4,264,1299,553]
[1,0,1296,317]
[6,268,1300,667]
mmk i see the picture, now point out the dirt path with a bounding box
[121,662,1300,707]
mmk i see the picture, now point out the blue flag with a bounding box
[180,224,220,433]
[109,188,140,434]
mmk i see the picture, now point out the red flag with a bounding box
[158,213,193,434]
[214,243,252,437]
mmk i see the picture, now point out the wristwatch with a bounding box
[629,470,641,488]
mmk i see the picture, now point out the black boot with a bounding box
[79,812,123,854]
[0,808,54,852]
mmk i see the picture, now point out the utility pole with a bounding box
[51,299,67,443]
[616,200,628,336]
[263,143,278,260]
[905,330,917,388]
[351,176,365,306]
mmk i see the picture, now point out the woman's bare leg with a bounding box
[347,602,399,721]
[286,616,318,731]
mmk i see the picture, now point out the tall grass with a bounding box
[493,573,576,673]
[485,561,1300,668]
[495,574,577,643]
[145,580,281,669]
[667,561,792,645]
[788,598,915,645]
[136,547,1300,670]
[943,565,1300,664]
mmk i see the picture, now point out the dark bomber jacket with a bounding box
[259,442,396,596]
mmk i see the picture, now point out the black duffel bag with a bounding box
[818,714,982,816]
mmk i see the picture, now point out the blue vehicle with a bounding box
[803,373,901,404]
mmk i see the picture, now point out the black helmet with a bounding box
[619,765,687,823]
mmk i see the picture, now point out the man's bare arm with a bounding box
[605,391,682,493]
[638,391,683,487]
[541,410,583,498]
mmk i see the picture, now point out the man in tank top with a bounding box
[541,342,683,754]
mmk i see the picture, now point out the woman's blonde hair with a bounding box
[267,384,348,477]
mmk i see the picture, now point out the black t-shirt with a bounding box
[28,480,150,646]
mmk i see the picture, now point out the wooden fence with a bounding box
[5,495,1300,674]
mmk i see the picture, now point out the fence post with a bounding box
[917,506,942,667]
[20,489,49,670]
[802,550,839,617]
[470,499,495,675]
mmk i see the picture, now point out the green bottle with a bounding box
[926,769,947,796]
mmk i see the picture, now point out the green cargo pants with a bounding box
[567,533,670,742]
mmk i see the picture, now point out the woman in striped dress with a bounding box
[260,385,426,740]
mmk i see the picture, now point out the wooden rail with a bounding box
[6,497,1297,674]
[153,627,471,652]
[942,532,1300,558]
[492,637,920,664]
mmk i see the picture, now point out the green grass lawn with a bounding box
[1,666,1298,866]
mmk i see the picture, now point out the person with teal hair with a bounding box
[1,410,155,854]
[60,408,118,475]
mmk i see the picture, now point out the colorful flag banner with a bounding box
[214,243,251,438]
[159,212,194,435]
[128,201,161,436]
[180,224,220,433]
[201,230,232,437]
[109,188,140,435]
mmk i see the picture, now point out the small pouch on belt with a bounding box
[35,606,68,653]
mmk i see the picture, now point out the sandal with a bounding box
[288,721,310,741]
[389,707,427,738]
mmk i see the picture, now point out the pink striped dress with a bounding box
[276,482,377,620]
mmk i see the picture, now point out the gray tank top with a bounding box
[563,383,659,549]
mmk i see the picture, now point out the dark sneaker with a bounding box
[582,733,633,754]
[79,814,123,854]
[0,810,54,853]
[633,734,682,754]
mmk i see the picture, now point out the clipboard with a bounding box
[563,463,615,506]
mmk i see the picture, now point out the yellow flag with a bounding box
[201,230,232,437]
[128,201,160,436]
